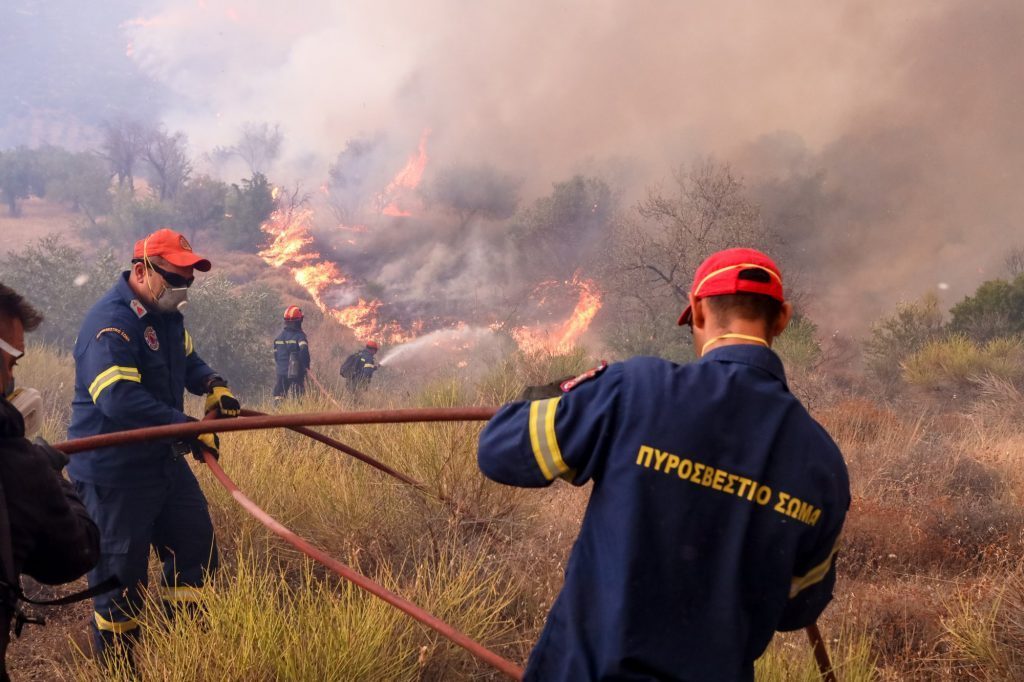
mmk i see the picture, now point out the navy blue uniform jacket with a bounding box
[67,273,217,486]
[478,345,850,681]
[273,324,310,375]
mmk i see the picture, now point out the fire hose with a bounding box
[54,407,836,681]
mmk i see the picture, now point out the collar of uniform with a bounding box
[700,344,788,387]
[116,272,150,318]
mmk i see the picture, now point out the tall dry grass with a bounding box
[14,342,1024,680]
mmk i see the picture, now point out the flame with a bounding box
[259,195,418,344]
[378,129,431,217]
[512,275,603,355]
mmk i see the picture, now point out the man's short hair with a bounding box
[0,282,44,332]
[703,269,783,324]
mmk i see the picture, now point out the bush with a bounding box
[775,314,822,373]
[902,334,1024,392]
[863,292,944,387]
[185,275,282,395]
[949,274,1024,343]
[0,235,119,346]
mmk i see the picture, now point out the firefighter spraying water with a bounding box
[339,341,380,393]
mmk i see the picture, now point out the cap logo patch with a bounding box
[144,326,160,351]
[179,235,192,251]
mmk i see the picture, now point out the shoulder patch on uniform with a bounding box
[96,327,130,343]
[129,299,148,318]
[559,360,609,393]
[144,326,160,351]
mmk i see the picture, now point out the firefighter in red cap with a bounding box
[339,341,379,393]
[478,247,850,681]
[273,306,311,400]
[66,228,241,669]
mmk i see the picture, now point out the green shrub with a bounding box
[902,334,1024,391]
[863,293,944,387]
[775,314,822,373]
[949,274,1024,343]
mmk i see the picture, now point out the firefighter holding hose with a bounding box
[478,248,850,681]
[272,306,311,400]
[66,229,241,668]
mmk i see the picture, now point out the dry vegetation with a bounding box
[9,341,1024,680]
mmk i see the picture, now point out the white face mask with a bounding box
[145,270,189,314]
[8,387,43,436]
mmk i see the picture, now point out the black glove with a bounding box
[518,377,574,401]
[205,377,241,418]
[33,436,69,472]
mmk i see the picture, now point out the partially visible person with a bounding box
[0,283,100,681]
[272,306,311,401]
[66,229,241,669]
[477,248,850,681]
[339,341,379,393]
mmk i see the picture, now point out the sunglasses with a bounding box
[133,259,195,288]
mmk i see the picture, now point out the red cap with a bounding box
[677,248,784,326]
[284,305,303,320]
[133,229,211,272]
[365,340,379,350]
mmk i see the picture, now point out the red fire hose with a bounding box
[54,407,835,681]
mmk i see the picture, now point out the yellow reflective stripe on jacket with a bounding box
[528,397,569,480]
[161,585,205,603]
[789,541,840,598]
[185,330,194,356]
[88,366,142,402]
[94,611,139,634]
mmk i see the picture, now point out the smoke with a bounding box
[7,0,1022,335]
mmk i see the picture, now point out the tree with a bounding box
[603,161,775,361]
[0,147,44,216]
[426,164,521,231]
[173,175,228,243]
[221,173,275,251]
[326,134,390,223]
[46,151,113,223]
[863,292,945,387]
[510,174,617,280]
[226,122,283,176]
[99,119,150,192]
[1005,245,1024,278]
[144,128,192,201]
[948,274,1024,342]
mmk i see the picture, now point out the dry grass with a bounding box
[14,342,1024,680]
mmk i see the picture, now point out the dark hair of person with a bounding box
[702,268,783,325]
[0,282,44,332]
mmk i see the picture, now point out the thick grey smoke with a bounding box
[6,0,1021,334]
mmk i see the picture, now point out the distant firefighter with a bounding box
[340,341,379,392]
[273,306,311,400]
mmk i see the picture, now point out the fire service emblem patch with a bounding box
[129,299,148,318]
[144,326,160,351]
[560,360,609,393]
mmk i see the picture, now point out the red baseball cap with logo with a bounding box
[133,228,211,272]
[677,247,784,326]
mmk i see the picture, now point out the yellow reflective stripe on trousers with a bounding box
[185,330,194,355]
[88,366,142,402]
[161,585,205,603]
[790,541,840,598]
[94,611,139,634]
[528,397,569,480]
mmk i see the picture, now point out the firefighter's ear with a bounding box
[131,260,147,284]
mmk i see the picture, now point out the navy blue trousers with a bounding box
[73,459,218,657]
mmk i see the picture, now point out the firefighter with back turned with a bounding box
[477,248,851,681]
[273,305,311,400]
[65,228,241,669]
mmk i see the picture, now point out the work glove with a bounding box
[518,377,574,401]
[32,436,69,472]
[205,378,241,418]
[191,432,220,462]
